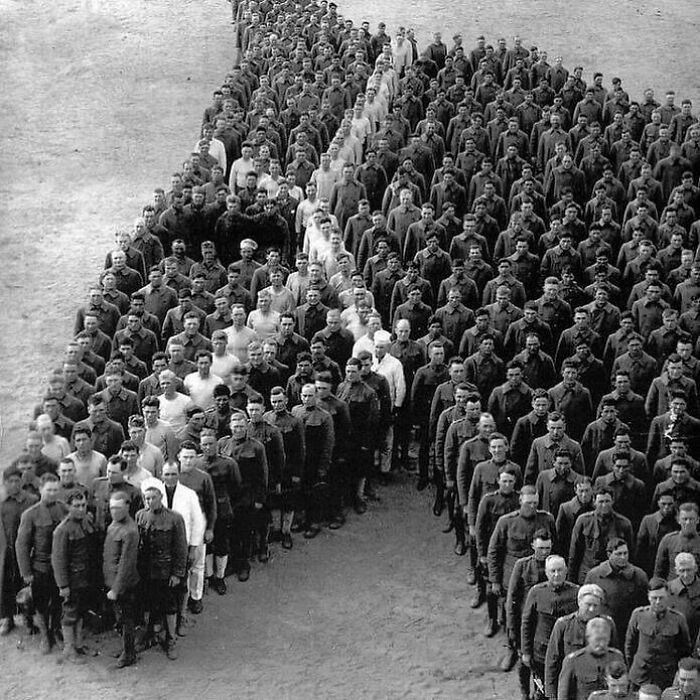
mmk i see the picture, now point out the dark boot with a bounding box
[453,514,467,556]
[484,594,500,637]
[117,618,136,668]
[517,660,531,698]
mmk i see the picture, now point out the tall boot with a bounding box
[258,525,270,562]
[484,594,500,637]
[453,513,467,556]
[117,617,136,668]
[60,625,85,664]
[74,618,86,655]
[34,613,51,654]
[164,614,178,660]
[517,660,531,700]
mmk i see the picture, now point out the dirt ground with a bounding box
[0,0,698,697]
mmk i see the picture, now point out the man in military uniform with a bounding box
[459,412,496,585]
[200,430,240,592]
[218,411,268,582]
[135,482,188,660]
[625,578,692,690]
[659,657,700,700]
[51,490,97,664]
[264,387,304,549]
[521,555,579,699]
[15,473,68,654]
[569,486,635,584]
[316,372,352,530]
[103,491,140,668]
[476,467,521,619]
[545,584,616,700]
[245,396,284,560]
[487,486,557,639]
[668,553,700,642]
[0,467,38,636]
[291,383,334,539]
[91,455,144,535]
[443,393,482,558]
[337,358,380,515]
[586,661,638,699]
[655,502,700,581]
[503,528,552,694]
[558,617,627,700]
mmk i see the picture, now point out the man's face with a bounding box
[547,419,565,440]
[608,544,629,569]
[89,402,107,423]
[520,493,538,516]
[532,537,552,561]
[489,438,507,462]
[648,587,668,614]
[678,669,699,696]
[59,461,76,484]
[40,479,60,504]
[546,558,567,587]
[678,507,698,534]
[69,496,88,521]
[144,488,163,511]
[121,448,137,470]
[594,493,613,516]
[554,456,572,478]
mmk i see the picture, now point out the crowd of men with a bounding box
[2,0,700,695]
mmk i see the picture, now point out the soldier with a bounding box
[626,578,692,691]
[175,441,216,614]
[476,466,520,616]
[264,387,305,548]
[545,584,616,700]
[558,617,627,700]
[315,372,352,530]
[135,481,188,660]
[659,657,700,700]
[460,412,496,590]
[569,486,635,584]
[636,489,679,577]
[443,393,482,558]
[51,490,97,664]
[668,553,700,642]
[487,486,557,638]
[585,537,649,639]
[219,411,268,581]
[556,478,594,556]
[337,358,380,515]
[503,528,552,696]
[521,555,578,699]
[655,502,700,580]
[467,432,522,542]
[90,455,144,535]
[291,383,334,538]
[200,430,241,592]
[15,473,68,654]
[103,491,140,668]
[0,467,38,636]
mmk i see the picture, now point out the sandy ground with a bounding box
[1,0,699,697]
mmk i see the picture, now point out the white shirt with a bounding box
[145,419,178,462]
[373,353,406,407]
[41,436,70,463]
[67,450,106,490]
[183,371,223,411]
[311,167,339,201]
[229,156,254,190]
[352,334,376,357]
[246,309,280,339]
[225,325,258,364]
[211,352,241,386]
[158,392,194,432]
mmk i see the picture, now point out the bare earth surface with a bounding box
[0,0,698,697]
